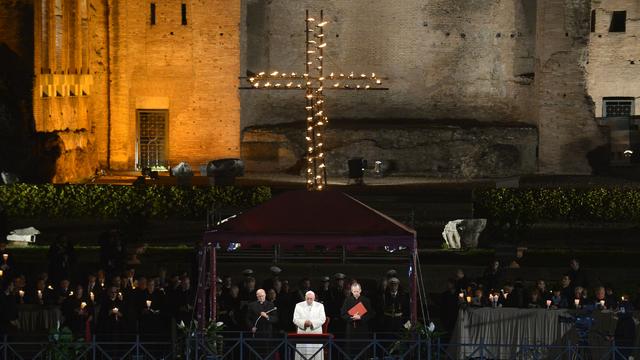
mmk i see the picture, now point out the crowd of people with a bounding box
[438,258,637,345]
[0,226,638,356]
[0,231,195,341]
[0,229,412,348]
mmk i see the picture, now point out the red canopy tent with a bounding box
[198,190,418,326]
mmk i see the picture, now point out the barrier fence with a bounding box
[1,332,639,360]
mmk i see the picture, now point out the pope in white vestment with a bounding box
[293,291,327,360]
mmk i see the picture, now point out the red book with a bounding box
[347,302,367,317]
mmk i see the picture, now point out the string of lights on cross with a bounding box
[244,71,386,90]
[241,10,388,191]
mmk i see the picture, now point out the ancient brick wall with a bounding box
[108,0,241,171]
[32,0,102,182]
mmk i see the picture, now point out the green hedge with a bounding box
[475,188,640,223]
[0,184,271,220]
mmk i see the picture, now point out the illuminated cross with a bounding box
[243,10,388,191]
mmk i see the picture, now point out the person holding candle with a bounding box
[97,286,124,341]
[27,278,54,305]
[594,286,609,310]
[570,286,586,309]
[0,241,14,275]
[138,278,166,342]
[55,278,72,305]
[62,285,93,340]
[470,288,488,308]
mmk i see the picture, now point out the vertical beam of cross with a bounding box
[305,9,328,190]
[243,10,388,190]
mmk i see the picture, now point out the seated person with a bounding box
[526,288,543,308]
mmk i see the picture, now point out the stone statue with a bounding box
[442,219,487,249]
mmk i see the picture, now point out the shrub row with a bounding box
[0,184,272,220]
[474,188,640,223]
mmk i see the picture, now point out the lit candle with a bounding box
[69,291,74,296]
[546,299,552,308]
[466,296,471,303]
[146,300,152,308]
[18,290,24,298]
[112,307,119,314]
[458,292,464,299]
[574,299,580,307]
[80,302,87,310]
[621,296,626,301]
[599,300,605,308]
[2,254,8,262]
[0,270,4,277]
[37,290,42,299]
[89,292,95,301]
[47,285,53,290]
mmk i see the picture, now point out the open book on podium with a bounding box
[347,302,367,317]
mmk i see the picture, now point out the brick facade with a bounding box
[30,0,241,181]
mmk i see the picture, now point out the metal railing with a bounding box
[2,332,639,360]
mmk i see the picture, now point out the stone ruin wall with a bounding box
[241,0,610,176]
[587,0,640,117]
[534,0,605,174]
[242,0,538,127]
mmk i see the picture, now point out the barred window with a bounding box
[603,98,634,117]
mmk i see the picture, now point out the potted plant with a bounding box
[177,320,225,359]
[389,321,443,359]
[46,326,84,360]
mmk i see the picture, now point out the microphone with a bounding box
[252,307,278,334]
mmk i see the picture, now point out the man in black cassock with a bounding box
[246,289,278,359]
[341,282,375,358]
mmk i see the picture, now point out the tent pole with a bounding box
[410,249,418,324]
[196,243,208,330]
[211,244,217,324]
